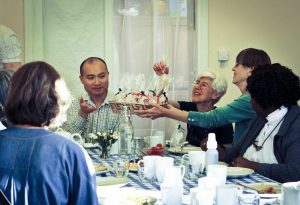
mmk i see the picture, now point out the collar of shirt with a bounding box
[265,105,288,126]
[83,91,116,108]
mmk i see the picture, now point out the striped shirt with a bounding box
[62,92,121,138]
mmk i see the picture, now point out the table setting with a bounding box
[86,143,282,205]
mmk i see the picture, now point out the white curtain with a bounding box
[112,0,197,137]
[24,0,199,138]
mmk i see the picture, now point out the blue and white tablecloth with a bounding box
[87,148,276,195]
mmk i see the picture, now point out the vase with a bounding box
[100,145,110,159]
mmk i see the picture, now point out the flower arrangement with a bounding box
[88,131,118,158]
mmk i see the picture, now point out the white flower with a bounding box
[88,133,98,139]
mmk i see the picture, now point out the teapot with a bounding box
[55,128,83,144]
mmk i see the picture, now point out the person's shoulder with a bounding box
[178,101,197,111]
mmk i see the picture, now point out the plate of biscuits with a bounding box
[93,163,113,174]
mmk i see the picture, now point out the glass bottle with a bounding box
[118,106,134,156]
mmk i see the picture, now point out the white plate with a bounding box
[227,167,254,178]
[167,146,202,154]
[96,176,130,186]
[246,182,281,197]
[94,163,113,174]
[83,142,99,148]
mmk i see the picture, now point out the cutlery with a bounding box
[234,181,265,194]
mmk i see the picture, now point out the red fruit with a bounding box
[156,143,163,149]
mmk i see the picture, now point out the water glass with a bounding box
[113,155,129,177]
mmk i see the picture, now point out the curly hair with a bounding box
[247,63,300,110]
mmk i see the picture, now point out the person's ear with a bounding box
[248,66,254,76]
[212,92,221,101]
[79,75,84,83]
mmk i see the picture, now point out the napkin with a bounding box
[96,176,130,186]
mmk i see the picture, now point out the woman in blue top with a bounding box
[136,48,271,142]
[0,61,99,205]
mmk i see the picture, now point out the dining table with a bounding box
[85,147,281,205]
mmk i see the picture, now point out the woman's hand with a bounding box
[153,61,169,76]
[230,157,258,170]
[133,103,171,119]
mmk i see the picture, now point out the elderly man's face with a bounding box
[80,61,109,99]
[192,77,216,103]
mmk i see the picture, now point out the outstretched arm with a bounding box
[134,102,188,122]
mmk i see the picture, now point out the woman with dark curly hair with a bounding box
[220,63,300,183]
[0,61,99,204]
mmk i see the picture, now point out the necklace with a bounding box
[252,117,285,151]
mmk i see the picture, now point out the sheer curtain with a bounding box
[112,0,197,137]
[24,0,200,138]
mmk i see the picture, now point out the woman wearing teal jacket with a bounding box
[136,48,271,142]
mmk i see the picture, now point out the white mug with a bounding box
[181,151,206,180]
[137,155,160,182]
[155,156,174,183]
[282,181,300,205]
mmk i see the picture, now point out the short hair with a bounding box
[236,48,271,69]
[0,70,12,122]
[247,63,300,110]
[79,57,107,76]
[198,70,228,100]
[5,61,71,127]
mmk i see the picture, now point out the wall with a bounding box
[208,0,300,106]
[0,0,24,60]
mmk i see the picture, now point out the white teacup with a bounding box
[181,151,206,180]
[137,155,160,182]
[155,156,174,183]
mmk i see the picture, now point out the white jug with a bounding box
[55,128,83,144]
[160,165,185,205]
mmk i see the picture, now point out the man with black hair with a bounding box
[63,57,120,139]
[219,63,300,183]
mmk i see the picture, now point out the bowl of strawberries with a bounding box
[146,143,164,156]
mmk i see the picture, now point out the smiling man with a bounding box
[62,57,120,139]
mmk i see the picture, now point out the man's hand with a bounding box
[78,97,96,118]
[230,157,258,170]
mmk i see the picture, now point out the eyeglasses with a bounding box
[192,80,209,89]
